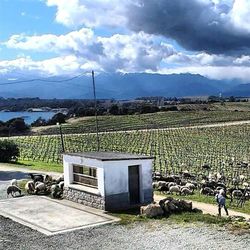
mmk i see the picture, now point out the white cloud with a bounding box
[3,0,250,82]
[230,0,250,33]
[45,0,128,28]
[159,66,250,82]
[4,30,175,73]
[0,56,100,76]
[5,28,96,54]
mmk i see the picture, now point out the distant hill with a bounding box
[0,73,241,99]
[222,83,250,97]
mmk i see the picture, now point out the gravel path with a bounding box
[0,217,249,250]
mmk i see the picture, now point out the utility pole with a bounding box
[57,122,65,153]
[92,70,100,151]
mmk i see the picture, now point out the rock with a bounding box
[166,201,178,212]
[140,204,164,218]
[178,200,193,212]
[192,208,203,214]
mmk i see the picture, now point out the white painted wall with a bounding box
[103,159,153,202]
[63,155,105,196]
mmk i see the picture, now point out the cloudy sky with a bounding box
[1,0,250,82]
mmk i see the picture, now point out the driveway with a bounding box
[0,196,119,235]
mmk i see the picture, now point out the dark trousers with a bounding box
[218,205,229,216]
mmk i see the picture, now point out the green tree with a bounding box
[0,140,19,162]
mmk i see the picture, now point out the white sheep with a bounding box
[158,181,167,187]
[169,185,181,195]
[25,181,35,194]
[58,181,64,190]
[181,187,193,196]
[10,179,18,186]
[7,185,21,197]
[35,182,46,194]
[168,182,177,189]
[56,175,64,184]
[51,184,63,198]
[185,183,195,191]
[232,190,243,199]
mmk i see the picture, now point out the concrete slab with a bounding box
[0,196,119,235]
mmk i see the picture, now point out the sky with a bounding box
[1,0,250,82]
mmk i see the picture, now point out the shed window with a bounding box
[72,165,97,188]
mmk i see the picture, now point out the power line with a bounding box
[0,73,85,86]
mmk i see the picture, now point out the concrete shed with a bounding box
[63,152,154,211]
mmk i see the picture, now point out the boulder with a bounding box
[192,208,203,214]
[178,200,193,212]
[140,204,164,218]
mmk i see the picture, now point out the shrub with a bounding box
[0,140,19,162]
[47,113,67,125]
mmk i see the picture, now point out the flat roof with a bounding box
[63,152,154,161]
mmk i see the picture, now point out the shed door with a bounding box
[128,165,140,204]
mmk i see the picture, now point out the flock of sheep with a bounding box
[153,170,250,206]
[6,173,64,199]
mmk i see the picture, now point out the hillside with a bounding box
[0,73,237,99]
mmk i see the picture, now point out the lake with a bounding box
[0,111,56,125]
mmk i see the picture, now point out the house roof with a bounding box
[63,151,154,161]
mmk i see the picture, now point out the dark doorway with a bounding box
[128,165,140,204]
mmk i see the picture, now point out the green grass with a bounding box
[168,212,231,225]
[13,160,63,173]
[156,191,250,215]
[111,209,249,234]
[111,209,149,225]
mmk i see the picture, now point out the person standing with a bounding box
[215,189,229,216]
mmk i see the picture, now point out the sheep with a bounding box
[56,175,64,184]
[155,181,168,192]
[34,182,46,194]
[25,181,35,194]
[29,173,44,183]
[232,190,243,199]
[7,185,21,197]
[168,182,177,189]
[181,187,193,196]
[51,184,63,199]
[200,187,214,196]
[185,183,195,191]
[169,185,181,195]
[10,179,18,186]
[215,186,225,193]
[152,182,158,189]
[58,181,64,190]
[158,181,167,187]
[44,175,53,183]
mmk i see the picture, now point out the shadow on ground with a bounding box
[0,171,30,181]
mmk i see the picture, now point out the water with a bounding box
[0,111,56,125]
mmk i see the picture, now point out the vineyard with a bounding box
[7,123,250,182]
[35,110,250,135]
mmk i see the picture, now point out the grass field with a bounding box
[35,110,250,135]
[5,123,250,182]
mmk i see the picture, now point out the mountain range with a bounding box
[0,73,248,99]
